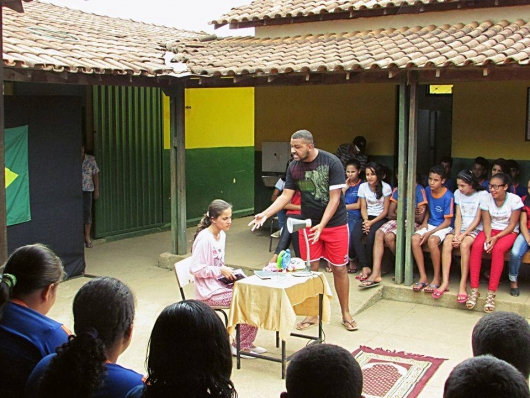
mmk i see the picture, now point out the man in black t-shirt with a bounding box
[251,130,357,332]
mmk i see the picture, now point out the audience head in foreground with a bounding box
[29,276,140,398]
[281,344,363,398]
[0,244,67,396]
[129,299,236,398]
[472,311,530,379]
[444,356,530,398]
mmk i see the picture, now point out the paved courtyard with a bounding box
[47,217,524,397]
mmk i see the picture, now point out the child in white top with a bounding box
[439,170,486,302]
[350,162,392,280]
[467,173,523,313]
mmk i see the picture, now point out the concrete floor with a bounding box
[47,217,527,398]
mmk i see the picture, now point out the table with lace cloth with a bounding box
[227,272,333,378]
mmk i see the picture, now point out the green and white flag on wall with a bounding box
[5,125,31,226]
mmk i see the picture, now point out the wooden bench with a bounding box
[422,246,530,264]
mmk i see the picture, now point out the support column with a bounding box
[169,82,187,255]
[0,9,7,263]
[404,71,419,286]
[394,73,408,284]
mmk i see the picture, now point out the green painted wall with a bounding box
[186,147,255,224]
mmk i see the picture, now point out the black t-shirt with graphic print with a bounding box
[285,149,347,228]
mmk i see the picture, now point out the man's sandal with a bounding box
[341,319,358,331]
[466,288,480,310]
[484,292,496,313]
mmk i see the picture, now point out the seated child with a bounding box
[472,156,489,190]
[444,356,530,398]
[343,158,363,273]
[439,170,486,301]
[360,176,427,288]
[508,177,530,297]
[411,165,454,292]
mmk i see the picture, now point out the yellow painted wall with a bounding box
[163,93,170,150]
[185,87,254,149]
[255,84,396,155]
[453,81,530,159]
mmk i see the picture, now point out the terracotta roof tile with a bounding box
[211,0,465,26]
[171,19,530,77]
[3,0,204,77]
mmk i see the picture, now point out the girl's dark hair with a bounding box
[0,244,64,320]
[38,277,135,398]
[490,172,511,186]
[365,162,384,199]
[193,199,232,243]
[456,169,484,192]
[143,300,236,398]
[492,158,509,174]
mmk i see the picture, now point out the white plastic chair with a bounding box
[173,257,229,324]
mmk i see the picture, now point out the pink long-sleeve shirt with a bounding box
[190,228,229,300]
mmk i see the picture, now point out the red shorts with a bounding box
[298,224,348,266]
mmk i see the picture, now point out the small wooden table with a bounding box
[227,272,332,378]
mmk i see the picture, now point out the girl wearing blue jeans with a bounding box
[509,178,530,297]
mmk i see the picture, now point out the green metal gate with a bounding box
[93,86,165,238]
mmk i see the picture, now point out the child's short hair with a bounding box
[429,164,446,179]
[285,344,363,398]
[472,311,530,378]
[444,356,530,398]
[346,158,361,170]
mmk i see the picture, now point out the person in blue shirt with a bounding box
[26,277,143,398]
[411,165,454,292]
[507,159,527,198]
[0,244,69,397]
[472,156,489,190]
[126,300,236,398]
[360,177,427,288]
[343,158,363,273]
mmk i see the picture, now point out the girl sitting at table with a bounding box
[126,300,237,398]
[190,199,264,357]
[467,172,523,312]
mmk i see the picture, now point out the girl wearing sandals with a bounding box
[508,177,530,297]
[350,162,392,281]
[343,158,363,274]
[191,199,264,357]
[439,170,487,302]
[467,172,523,313]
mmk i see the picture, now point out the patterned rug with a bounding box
[352,346,446,398]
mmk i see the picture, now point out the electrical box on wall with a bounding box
[262,142,290,173]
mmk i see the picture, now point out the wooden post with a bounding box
[169,82,187,255]
[405,71,418,286]
[0,8,7,263]
[394,74,408,284]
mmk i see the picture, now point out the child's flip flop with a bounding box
[432,289,448,299]
[412,282,427,292]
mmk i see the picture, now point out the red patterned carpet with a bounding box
[352,346,446,398]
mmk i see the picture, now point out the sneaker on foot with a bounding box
[231,345,256,359]
[271,229,282,238]
[250,346,267,354]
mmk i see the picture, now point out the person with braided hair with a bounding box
[26,277,142,398]
[0,244,69,397]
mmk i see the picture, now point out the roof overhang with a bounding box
[213,0,530,30]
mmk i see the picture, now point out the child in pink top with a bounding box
[190,199,262,356]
